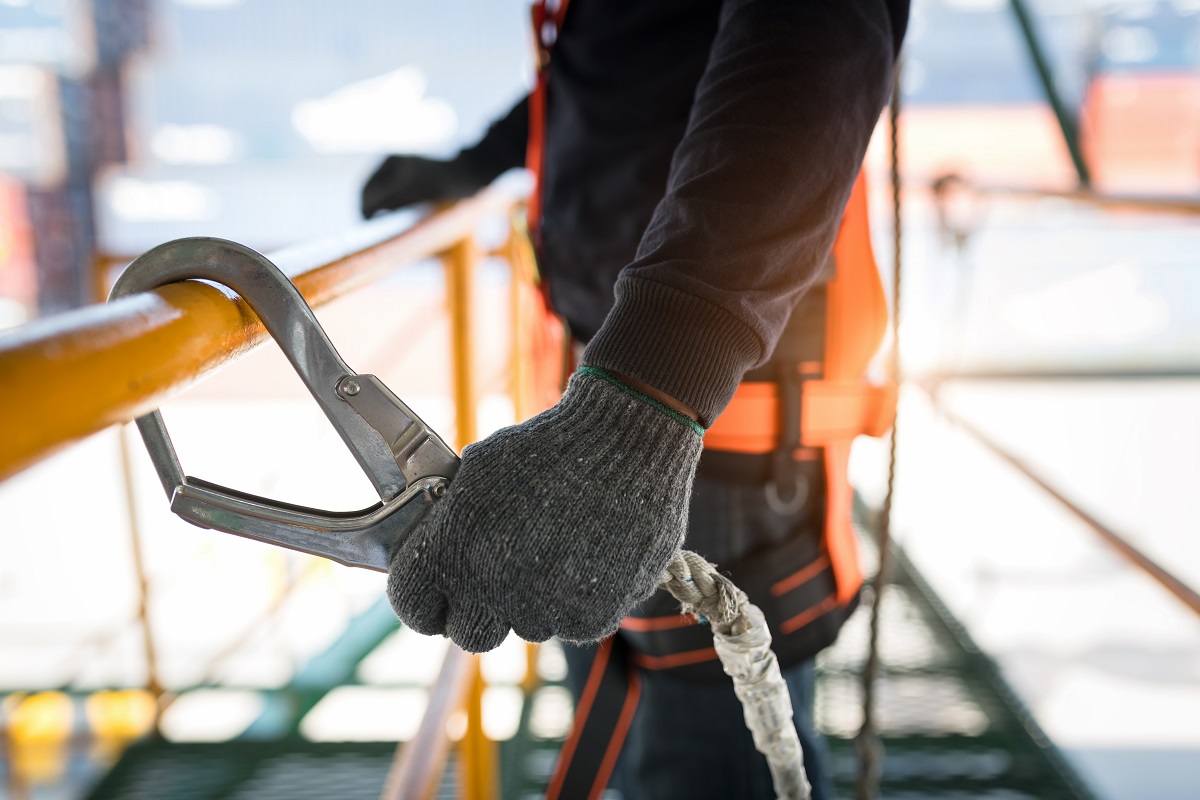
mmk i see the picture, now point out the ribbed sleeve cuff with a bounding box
[580,277,763,426]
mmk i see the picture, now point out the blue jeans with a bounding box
[561,465,836,799]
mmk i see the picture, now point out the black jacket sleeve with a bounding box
[582,0,906,425]
[361,96,530,217]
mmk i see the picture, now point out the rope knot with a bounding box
[660,550,749,634]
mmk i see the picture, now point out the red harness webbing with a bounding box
[525,0,571,247]
[545,637,639,800]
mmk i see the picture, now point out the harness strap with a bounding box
[819,172,888,603]
[620,526,854,681]
[545,636,641,800]
[704,173,890,605]
[526,0,571,246]
[705,380,896,454]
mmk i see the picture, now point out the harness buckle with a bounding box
[767,362,808,515]
[108,236,459,572]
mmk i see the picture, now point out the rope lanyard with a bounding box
[855,58,905,800]
[548,551,814,800]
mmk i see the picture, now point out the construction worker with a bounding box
[364,1,909,797]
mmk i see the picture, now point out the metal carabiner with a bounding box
[108,237,459,572]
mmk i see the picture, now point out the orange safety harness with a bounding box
[705,173,896,605]
[546,174,895,799]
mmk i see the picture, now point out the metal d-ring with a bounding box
[765,472,809,516]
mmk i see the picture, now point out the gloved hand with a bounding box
[386,367,705,653]
[360,154,485,219]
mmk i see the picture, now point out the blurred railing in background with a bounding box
[919,175,1200,621]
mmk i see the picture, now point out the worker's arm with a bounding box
[583,0,907,425]
[361,95,529,218]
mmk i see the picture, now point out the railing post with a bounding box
[459,656,497,800]
[445,238,479,448]
[522,643,541,694]
[506,218,545,718]
[117,425,164,719]
[379,646,474,800]
[444,235,496,797]
[507,223,534,424]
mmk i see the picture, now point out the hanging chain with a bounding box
[855,58,904,800]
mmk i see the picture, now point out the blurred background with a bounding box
[1,0,1198,798]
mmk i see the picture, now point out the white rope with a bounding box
[660,550,812,800]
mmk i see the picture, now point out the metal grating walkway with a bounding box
[816,538,1098,799]
[86,742,400,800]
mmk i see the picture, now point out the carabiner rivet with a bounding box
[431,482,447,498]
[339,378,361,397]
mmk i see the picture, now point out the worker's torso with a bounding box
[537,0,723,341]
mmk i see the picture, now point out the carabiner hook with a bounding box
[108,237,459,571]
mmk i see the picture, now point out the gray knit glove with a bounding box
[386,367,704,653]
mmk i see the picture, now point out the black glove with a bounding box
[386,368,705,652]
[360,155,486,219]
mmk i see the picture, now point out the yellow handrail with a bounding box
[0,186,534,794]
[0,186,518,483]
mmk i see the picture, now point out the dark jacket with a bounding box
[457,0,908,425]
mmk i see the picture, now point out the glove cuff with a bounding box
[575,366,705,437]
[580,276,762,426]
